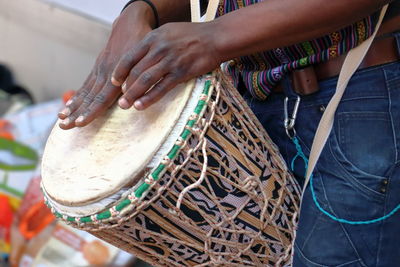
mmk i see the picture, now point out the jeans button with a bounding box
[319,105,326,113]
[380,179,389,193]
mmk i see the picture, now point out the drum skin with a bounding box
[41,81,195,207]
[42,72,301,266]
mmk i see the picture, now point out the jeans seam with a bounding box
[298,167,366,267]
[295,242,364,267]
[375,69,394,267]
[294,242,327,267]
[384,66,399,162]
[299,213,320,251]
[375,167,393,267]
[311,165,367,267]
[328,135,386,200]
[336,112,393,183]
[336,259,363,267]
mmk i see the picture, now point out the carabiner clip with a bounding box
[284,96,301,139]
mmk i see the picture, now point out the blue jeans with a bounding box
[244,58,400,265]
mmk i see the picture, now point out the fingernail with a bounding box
[59,108,71,117]
[134,100,144,110]
[75,116,84,124]
[119,98,130,109]
[111,77,121,86]
[61,118,70,125]
[65,99,73,106]
[122,82,127,93]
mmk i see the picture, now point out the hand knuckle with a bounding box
[152,82,163,92]
[156,43,169,54]
[122,50,134,64]
[146,31,156,41]
[77,89,90,98]
[82,108,92,117]
[96,75,107,84]
[94,94,107,104]
[172,69,184,79]
[131,68,141,79]
[83,93,95,105]
[82,98,92,105]
[140,72,153,84]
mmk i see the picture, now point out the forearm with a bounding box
[212,0,392,62]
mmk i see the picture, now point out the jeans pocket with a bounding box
[329,111,395,196]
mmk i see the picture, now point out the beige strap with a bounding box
[205,0,220,22]
[303,5,389,195]
[191,0,220,22]
[190,0,201,22]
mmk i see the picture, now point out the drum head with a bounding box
[42,81,195,206]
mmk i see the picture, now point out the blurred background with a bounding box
[0,0,152,266]
[0,0,123,102]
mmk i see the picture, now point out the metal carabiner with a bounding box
[284,96,301,139]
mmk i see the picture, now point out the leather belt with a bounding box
[272,34,399,95]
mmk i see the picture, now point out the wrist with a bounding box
[206,19,234,64]
[122,1,157,29]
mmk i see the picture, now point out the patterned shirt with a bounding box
[218,0,381,100]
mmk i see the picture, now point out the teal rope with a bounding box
[290,137,309,178]
[290,137,400,225]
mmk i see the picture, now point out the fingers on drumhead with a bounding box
[123,74,180,111]
[75,84,121,127]
[111,44,149,87]
[134,74,178,110]
[59,81,102,129]
[119,64,167,110]
[58,73,96,120]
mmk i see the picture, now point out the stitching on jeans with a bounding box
[336,259,364,267]
[375,164,399,266]
[329,140,386,199]
[384,68,398,162]
[299,212,320,251]
[312,159,367,266]
[294,242,328,267]
[293,136,364,265]
[325,136,382,266]
[295,242,363,267]
[328,132,387,200]
[337,112,393,176]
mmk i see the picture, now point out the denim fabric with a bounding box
[244,59,400,266]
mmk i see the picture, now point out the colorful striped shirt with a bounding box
[218,0,380,100]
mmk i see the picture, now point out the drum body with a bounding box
[42,72,301,266]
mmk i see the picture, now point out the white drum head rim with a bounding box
[42,73,217,223]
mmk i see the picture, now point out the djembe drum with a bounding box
[42,1,301,265]
[41,70,301,266]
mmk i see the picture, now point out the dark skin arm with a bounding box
[58,0,190,129]
[60,0,392,129]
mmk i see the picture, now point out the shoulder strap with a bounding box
[191,0,220,22]
[189,1,389,197]
[303,5,389,195]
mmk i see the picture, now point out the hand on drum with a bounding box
[58,4,153,130]
[58,13,221,129]
[111,22,220,111]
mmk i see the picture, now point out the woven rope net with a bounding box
[56,72,301,266]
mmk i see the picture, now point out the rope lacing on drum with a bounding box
[176,139,208,211]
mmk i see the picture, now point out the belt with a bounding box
[272,34,399,95]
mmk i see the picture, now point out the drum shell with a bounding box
[45,73,301,266]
